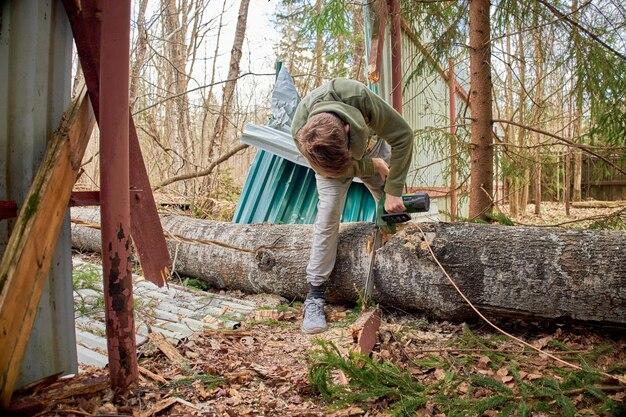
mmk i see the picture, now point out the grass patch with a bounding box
[73,263,101,290]
[169,372,223,389]
[333,308,360,328]
[182,277,211,291]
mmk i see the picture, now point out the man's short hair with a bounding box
[297,112,351,177]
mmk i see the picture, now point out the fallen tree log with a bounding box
[572,200,626,209]
[70,208,626,326]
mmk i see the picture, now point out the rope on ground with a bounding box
[413,222,625,385]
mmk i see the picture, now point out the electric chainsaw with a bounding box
[375,192,431,233]
[363,192,430,306]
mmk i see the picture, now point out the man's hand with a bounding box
[372,158,389,182]
[384,193,405,213]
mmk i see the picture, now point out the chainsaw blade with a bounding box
[363,227,382,307]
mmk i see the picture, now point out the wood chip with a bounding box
[149,332,186,364]
[138,366,168,385]
[138,397,197,417]
[138,397,178,417]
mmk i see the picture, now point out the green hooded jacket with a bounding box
[291,78,413,196]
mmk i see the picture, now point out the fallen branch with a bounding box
[572,200,626,209]
[514,207,625,228]
[153,144,249,191]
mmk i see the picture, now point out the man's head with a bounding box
[297,112,351,177]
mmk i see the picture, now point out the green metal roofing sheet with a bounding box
[233,150,375,224]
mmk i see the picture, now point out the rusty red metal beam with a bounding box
[62,0,170,287]
[99,0,137,390]
[388,0,402,113]
[70,191,100,207]
[0,192,99,221]
[0,201,18,220]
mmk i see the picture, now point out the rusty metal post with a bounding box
[388,0,402,113]
[99,0,137,390]
[448,60,459,220]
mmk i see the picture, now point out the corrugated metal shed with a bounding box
[0,0,77,387]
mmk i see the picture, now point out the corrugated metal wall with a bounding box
[375,17,469,218]
[379,29,450,189]
[0,0,78,387]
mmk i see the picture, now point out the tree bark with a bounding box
[314,0,323,87]
[161,0,194,187]
[205,0,250,195]
[129,0,149,106]
[504,25,514,215]
[448,60,458,221]
[468,0,494,220]
[351,3,365,82]
[70,208,626,326]
[571,0,584,202]
[516,17,528,216]
[531,4,544,216]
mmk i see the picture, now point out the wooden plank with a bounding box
[0,88,95,406]
[62,1,171,287]
[8,375,108,415]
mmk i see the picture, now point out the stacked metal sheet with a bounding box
[73,260,257,367]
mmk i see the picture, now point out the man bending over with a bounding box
[291,78,414,334]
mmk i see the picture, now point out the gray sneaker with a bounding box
[302,298,328,334]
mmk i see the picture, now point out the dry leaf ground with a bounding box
[10,301,625,417]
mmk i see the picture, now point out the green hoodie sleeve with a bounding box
[358,88,414,196]
[345,157,376,178]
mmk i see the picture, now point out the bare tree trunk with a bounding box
[565,151,572,216]
[448,61,458,221]
[516,19,528,216]
[130,0,149,106]
[314,0,323,87]
[531,5,544,216]
[205,0,251,197]
[504,25,516,216]
[468,0,494,220]
[71,208,626,326]
[572,1,584,202]
[351,3,365,82]
[201,0,228,169]
[161,0,193,185]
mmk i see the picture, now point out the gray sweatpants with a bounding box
[307,139,392,286]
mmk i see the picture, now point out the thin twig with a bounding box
[493,119,626,176]
[153,144,249,190]
[132,72,276,115]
